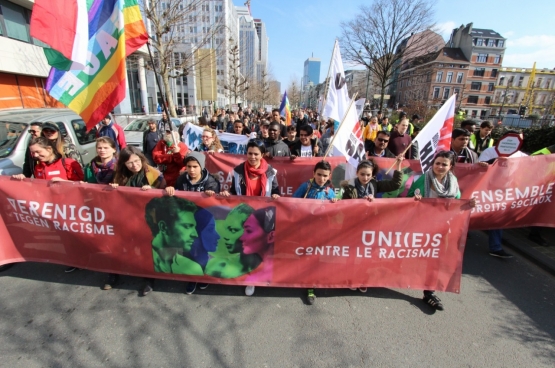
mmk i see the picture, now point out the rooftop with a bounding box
[470,28,504,38]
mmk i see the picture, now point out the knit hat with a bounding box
[184,151,206,170]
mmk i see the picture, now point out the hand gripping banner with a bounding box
[0,177,472,293]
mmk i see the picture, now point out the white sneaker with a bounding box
[245,285,255,296]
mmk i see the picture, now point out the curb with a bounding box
[501,229,555,277]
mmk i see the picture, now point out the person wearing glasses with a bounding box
[220,139,280,296]
[22,122,42,177]
[407,151,476,311]
[290,125,323,159]
[366,130,396,158]
[195,127,224,153]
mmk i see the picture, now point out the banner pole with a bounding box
[323,92,358,159]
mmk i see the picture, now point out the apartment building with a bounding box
[448,23,506,118]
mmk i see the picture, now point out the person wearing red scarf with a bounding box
[221,139,280,296]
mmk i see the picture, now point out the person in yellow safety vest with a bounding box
[532,144,555,155]
[396,112,415,135]
[380,116,393,131]
[469,120,494,155]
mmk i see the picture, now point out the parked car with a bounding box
[123,116,178,151]
[0,108,98,176]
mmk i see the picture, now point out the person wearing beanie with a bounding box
[152,129,189,186]
[165,151,221,295]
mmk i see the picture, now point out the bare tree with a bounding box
[223,42,249,105]
[287,77,301,108]
[340,0,436,111]
[142,0,225,117]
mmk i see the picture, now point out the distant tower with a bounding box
[303,57,321,90]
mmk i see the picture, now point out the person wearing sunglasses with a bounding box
[40,122,84,166]
[22,122,42,178]
[366,131,396,158]
[407,150,476,311]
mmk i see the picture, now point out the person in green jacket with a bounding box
[83,137,117,185]
[407,151,476,311]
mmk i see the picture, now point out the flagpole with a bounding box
[319,39,338,118]
[323,92,358,158]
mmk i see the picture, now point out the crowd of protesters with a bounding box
[9,106,551,311]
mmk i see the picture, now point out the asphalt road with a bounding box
[1,230,554,368]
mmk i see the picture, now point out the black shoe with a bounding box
[102,274,118,290]
[307,289,315,305]
[199,283,209,290]
[185,282,197,295]
[423,293,444,311]
[528,234,548,246]
[489,250,514,259]
[64,267,77,273]
[142,284,153,296]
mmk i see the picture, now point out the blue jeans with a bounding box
[487,229,503,252]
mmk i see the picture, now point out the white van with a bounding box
[0,108,99,176]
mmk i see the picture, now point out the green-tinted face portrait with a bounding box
[222,213,249,253]
[165,212,198,253]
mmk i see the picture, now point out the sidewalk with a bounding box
[502,227,555,276]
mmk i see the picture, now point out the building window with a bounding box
[454,88,460,98]
[433,87,440,99]
[485,96,491,104]
[468,96,479,104]
[436,72,443,82]
[446,72,453,83]
[488,83,495,92]
[493,55,501,64]
[443,88,450,99]
[491,69,498,78]
[487,39,495,47]
[456,72,464,83]
[470,82,482,91]
[518,76,524,87]
[480,110,487,118]
[498,77,504,86]
[0,0,31,42]
[473,68,485,77]
[477,54,488,63]
[475,38,483,46]
[471,110,478,118]
[497,40,504,47]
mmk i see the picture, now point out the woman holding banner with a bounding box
[195,128,224,154]
[110,146,167,296]
[221,139,280,296]
[407,151,475,311]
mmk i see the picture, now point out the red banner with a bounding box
[205,154,346,196]
[0,177,471,292]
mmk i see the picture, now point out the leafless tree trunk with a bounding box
[340,0,436,111]
[287,78,301,109]
[223,43,249,105]
[142,0,225,117]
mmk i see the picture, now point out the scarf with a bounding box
[424,169,458,198]
[126,170,146,188]
[354,178,374,198]
[91,158,116,184]
[244,159,268,196]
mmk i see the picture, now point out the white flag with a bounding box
[322,40,350,122]
[413,94,457,172]
[330,97,365,168]
[355,98,366,118]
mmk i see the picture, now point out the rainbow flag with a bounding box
[279,91,292,126]
[42,0,148,130]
